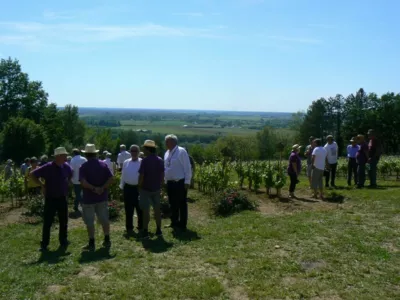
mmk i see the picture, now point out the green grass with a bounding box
[1,178,400,299]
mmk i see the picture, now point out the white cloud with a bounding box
[173,12,204,17]
[267,35,322,44]
[0,21,226,48]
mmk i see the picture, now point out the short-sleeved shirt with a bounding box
[287,151,301,175]
[356,142,369,165]
[139,154,164,192]
[79,159,113,204]
[368,138,382,159]
[32,162,72,198]
[312,147,328,170]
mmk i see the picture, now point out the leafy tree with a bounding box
[0,57,48,128]
[41,103,66,153]
[256,126,278,160]
[1,117,47,162]
[215,136,258,161]
[59,104,86,147]
[95,128,115,152]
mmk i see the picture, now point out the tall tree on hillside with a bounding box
[59,104,86,147]
[1,117,47,162]
[299,98,329,144]
[0,58,48,128]
[41,103,66,152]
[256,126,278,160]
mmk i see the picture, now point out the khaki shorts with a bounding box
[139,190,161,210]
[307,164,313,177]
[311,168,324,190]
[82,201,109,226]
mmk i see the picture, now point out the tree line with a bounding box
[298,88,400,154]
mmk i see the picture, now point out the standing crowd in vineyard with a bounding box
[287,129,382,199]
[2,134,193,252]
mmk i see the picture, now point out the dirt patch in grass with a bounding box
[301,260,327,271]
[46,284,66,294]
[0,207,27,226]
[78,265,104,280]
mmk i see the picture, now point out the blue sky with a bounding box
[1,0,399,112]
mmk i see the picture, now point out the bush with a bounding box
[26,195,44,217]
[108,200,121,220]
[211,189,257,217]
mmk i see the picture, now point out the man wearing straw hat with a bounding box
[79,144,114,251]
[138,140,165,238]
[31,147,73,252]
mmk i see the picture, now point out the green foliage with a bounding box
[0,118,47,162]
[0,57,48,129]
[26,195,45,217]
[108,200,121,220]
[210,189,257,216]
[196,161,231,195]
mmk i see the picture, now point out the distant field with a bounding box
[120,123,255,136]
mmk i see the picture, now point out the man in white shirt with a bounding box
[164,134,192,231]
[311,139,328,199]
[324,135,339,188]
[120,145,142,235]
[102,152,115,175]
[117,144,131,171]
[70,149,87,212]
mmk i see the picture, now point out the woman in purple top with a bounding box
[287,144,302,198]
[356,135,369,188]
[31,147,72,252]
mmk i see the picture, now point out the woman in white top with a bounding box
[312,139,328,199]
[103,152,116,175]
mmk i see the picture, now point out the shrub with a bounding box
[160,189,171,218]
[26,195,44,217]
[108,200,121,220]
[211,189,257,217]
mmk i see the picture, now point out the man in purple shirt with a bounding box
[79,144,114,251]
[287,144,301,198]
[31,147,72,252]
[356,135,369,188]
[138,140,165,239]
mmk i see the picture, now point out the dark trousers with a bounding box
[357,164,366,187]
[167,179,187,229]
[325,163,338,186]
[289,173,298,193]
[369,157,380,186]
[73,184,82,211]
[347,158,358,186]
[123,184,143,231]
[41,197,68,247]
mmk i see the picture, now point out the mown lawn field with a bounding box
[0,179,400,299]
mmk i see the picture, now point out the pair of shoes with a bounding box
[155,229,163,237]
[288,193,296,199]
[141,230,150,240]
[82,241,95,252]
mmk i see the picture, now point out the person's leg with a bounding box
[132,187,143,231]
[307,165,312,187]
[123,186,134,233]
[331,163,337,186]
[318,170,324,199]
[57,197,69,246]
[358,164,365,187]
[369,158,378,186]
[40,199,56,250]
[167,182,179,227]
[325,168,330,187]
[347,159,352,186]
[352,160,358,185]
[73,184,82,211]
[152,191,162,235]
[178,181,188,229]
[82,204,96,250]
[139,190,150,238]
[96,202,111,247]
[289,173,296,194]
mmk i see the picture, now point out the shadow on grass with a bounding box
[294,197,319,203]
[141,236,174,253]
[31,246,71,265]
[79,247,115,264]
[172,228,201,242]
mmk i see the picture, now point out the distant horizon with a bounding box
[74,107,296,115]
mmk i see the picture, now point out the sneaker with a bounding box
[141,230,150,240]
[39,245,48,252]
[155,229,163,237]
[82,242,95,252]
[102,239,111,248]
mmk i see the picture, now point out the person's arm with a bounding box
[119,161,126,189]
[312,155,316,167]
[291,162,298,175]
[179,150,192,188]
[138,160,144,189]
[30,166,46,192]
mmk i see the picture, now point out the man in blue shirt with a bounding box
[347,137,359,186]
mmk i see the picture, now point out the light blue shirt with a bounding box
[347,144,359,158]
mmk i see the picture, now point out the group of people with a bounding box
[287,129,382,199]
[25,134,192,252]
